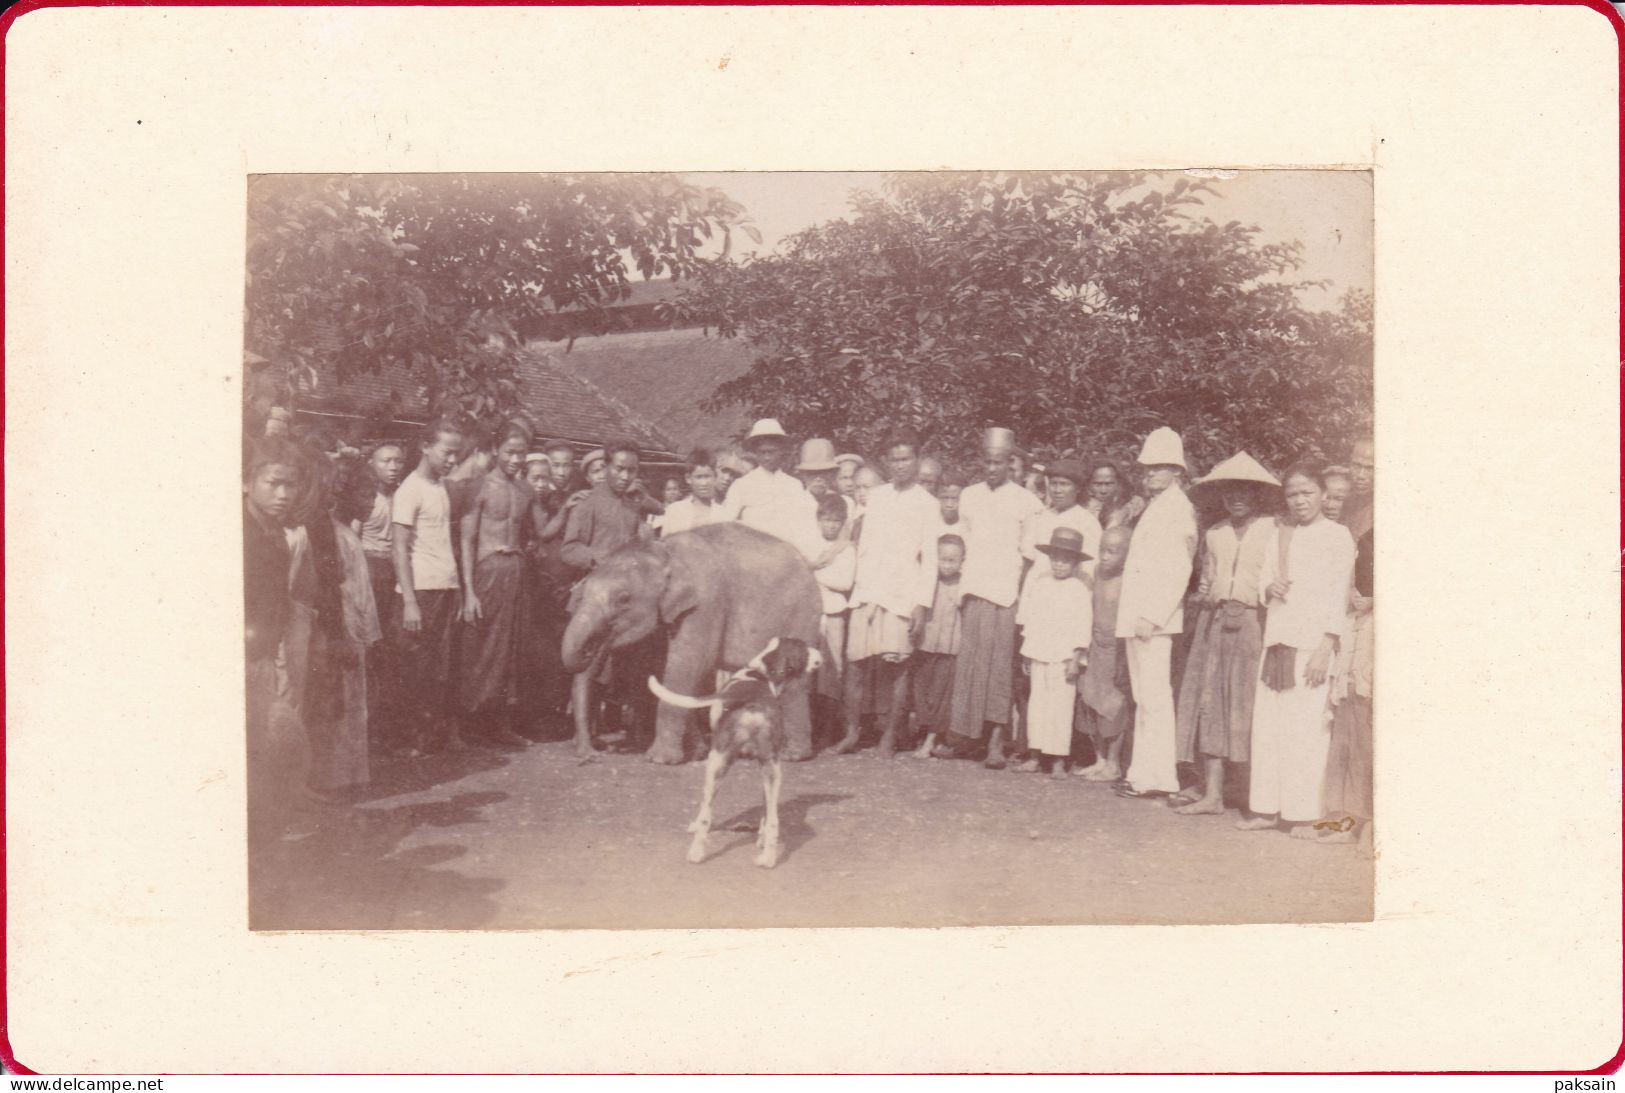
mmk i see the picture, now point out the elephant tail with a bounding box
[648,676,723,712]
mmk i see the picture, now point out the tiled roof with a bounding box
[539,327,755,454]
[298,338,679,458]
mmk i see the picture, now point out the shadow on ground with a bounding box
[710,792,851,865]
[250,746,515,930]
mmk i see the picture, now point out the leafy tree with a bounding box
[678,172,1372,473]
[244,173,756,431]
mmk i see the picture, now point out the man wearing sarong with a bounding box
[357,441,405,751]
[833,427,940,757]
[243,438,307,845]
[520,440,587,734]
[1114,427,1199,799]
[1171,451,1279,815]
[935,427,1045,768]
[457,420,540,748]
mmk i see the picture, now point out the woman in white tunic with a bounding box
[1236,464,1356,838]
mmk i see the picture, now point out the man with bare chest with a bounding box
[457,419,541,746]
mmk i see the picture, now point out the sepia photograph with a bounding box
[242,169,1375,930]
[8,0,1620,1074]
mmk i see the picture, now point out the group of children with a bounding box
[243,405,1375,852]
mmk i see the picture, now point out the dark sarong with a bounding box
[520,554,570,717]
[948,595,1017,737]
[1322,695,1373,819]
[459,552,527,714]
[910,651,957,731]
[1175,601,1264,763]
[363,554,402,747]
[397,587,459,725]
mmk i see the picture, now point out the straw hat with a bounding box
[834,453,866,469]
[1034,526,1093,561]
[744,418,789,445]
[579,448,606,471]
[1193,451,1280,489]
[1135,427,1186,470]
[796,438,839,472]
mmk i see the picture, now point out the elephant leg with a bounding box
[687,748,730,863]
[649,641,708,765]
[781,676,813,762]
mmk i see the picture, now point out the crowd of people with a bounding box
[242,409,1375,853]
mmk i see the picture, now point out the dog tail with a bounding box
[647,676,721,710]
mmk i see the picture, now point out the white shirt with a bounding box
[1017,569,1095,662]
[814,541,856,615]
[957,479,1045,608]
[848,482,941,618]
[717,467,824,562]
[1115,486,1198,637]
[391,469,459,591]
[1022,504,1104,584]
[1260,516,1356,650]
[1200,517,1273,605]
[659,496,720,538]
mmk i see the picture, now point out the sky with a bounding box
[685,170,1373,311]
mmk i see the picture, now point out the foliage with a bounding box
[676,172,1372,473]
[244,173,756,431]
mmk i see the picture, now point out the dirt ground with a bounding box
[250,738,1372,930]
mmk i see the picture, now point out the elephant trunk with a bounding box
[560,607,605,674]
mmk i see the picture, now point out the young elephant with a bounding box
[560,522,822,763]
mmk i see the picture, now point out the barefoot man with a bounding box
[457,419,541,749]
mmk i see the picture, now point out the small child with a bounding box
[1076,525,1135,781]
[928,472,966,545]
[911,534,966,759]
[811,493,856,738]
[1015,528,1094,777]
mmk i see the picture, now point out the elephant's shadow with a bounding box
[712,791,850,865]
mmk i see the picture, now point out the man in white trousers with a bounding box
[1115,427,1198,798]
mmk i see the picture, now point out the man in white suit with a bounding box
[1115,427,1199,798]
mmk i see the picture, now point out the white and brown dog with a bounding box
[648,637,821,868]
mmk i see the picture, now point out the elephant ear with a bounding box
[657,545,701,624]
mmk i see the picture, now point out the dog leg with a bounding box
[754,759,783,869]
[687,749,727,864]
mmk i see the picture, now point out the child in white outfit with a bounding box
[1016,527,1095,776]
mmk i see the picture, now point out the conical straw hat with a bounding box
[1193,451,1280,489]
